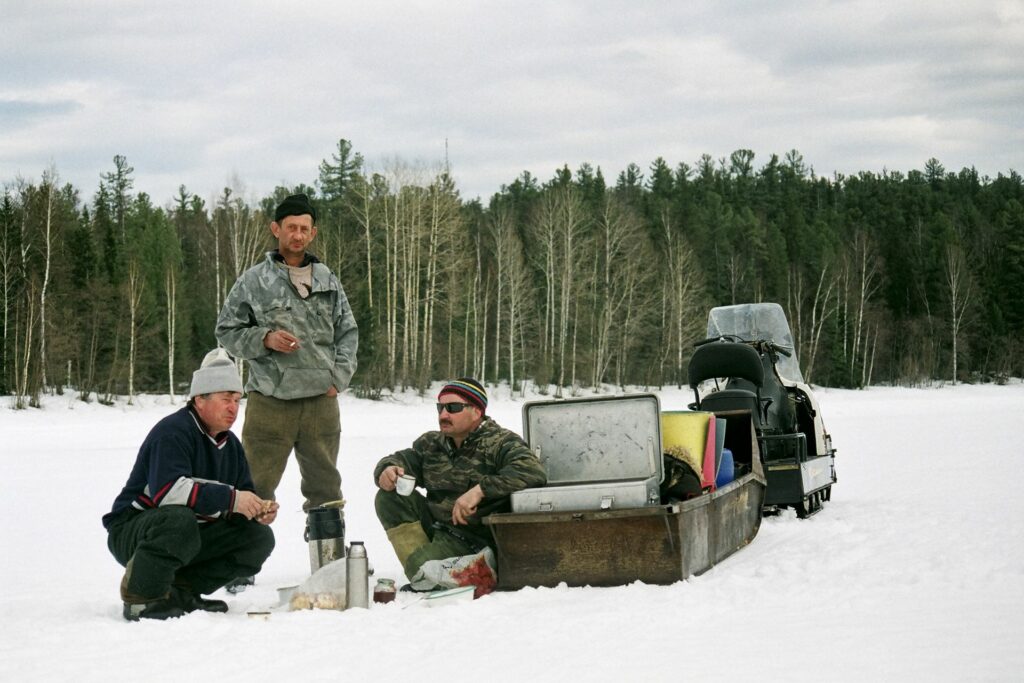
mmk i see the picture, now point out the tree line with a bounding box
[3,141,1023,407]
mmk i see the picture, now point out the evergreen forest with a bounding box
[3,140,1023,406]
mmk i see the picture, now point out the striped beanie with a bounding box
[439,377,488,413]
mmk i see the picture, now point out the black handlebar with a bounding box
[693,336,793,357]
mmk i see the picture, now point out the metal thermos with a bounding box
[306,505,345,574]
[345,541,369,609]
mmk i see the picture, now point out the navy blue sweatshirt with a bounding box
[102,405,255,529]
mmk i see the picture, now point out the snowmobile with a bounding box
[688,303,836,517]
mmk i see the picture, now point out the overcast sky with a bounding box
[2,1,1022,207]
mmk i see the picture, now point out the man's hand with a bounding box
[378,465,405,491]
[452,485,484,525]
[256,500,280,525]
[264,329,301,353]
[233,490,269,520]
[325,386,338,398]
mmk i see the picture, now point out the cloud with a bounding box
[1,1,1021,204]
[0,98,82,129]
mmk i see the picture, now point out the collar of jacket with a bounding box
[186,404,231,447]
[271,250,320,267]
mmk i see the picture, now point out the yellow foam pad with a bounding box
[661,411,711,479]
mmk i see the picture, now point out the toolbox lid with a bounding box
[521,393,663,485]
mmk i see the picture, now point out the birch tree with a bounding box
[552,185,588,395]
[526,193,559,385]
[38,169,57,390]
[350,174,378,311]
[0,191,19,393]
[591,194,646,387]
[166,268,177,400]
[844,231,881,387]
[488,204,533,392]
[657,208,704,388]
[790,262,839,385]
[13,284,37,409]
[125,259,144,405]
[945,244,974,384]
[504,229,531,393]
[420,175,460,383]
[487,206,513,385]
[220,185,267,283]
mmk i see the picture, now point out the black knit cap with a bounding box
[274,193,318,224]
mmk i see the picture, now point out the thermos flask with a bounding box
[305,503,345,574]
[345,541,369,609]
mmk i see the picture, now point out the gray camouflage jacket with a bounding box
[215,251,358,400]
[373,417,546,531]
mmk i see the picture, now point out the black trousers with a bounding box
[107,505,275,600]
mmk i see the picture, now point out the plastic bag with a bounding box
[289,559,347,611]
[408,547,497,598]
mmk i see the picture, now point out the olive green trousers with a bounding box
[375,489,489,579]
[241,391,342,511]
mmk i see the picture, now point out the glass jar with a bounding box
[373,578,397,604]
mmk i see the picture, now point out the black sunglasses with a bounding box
[436,401,473,414]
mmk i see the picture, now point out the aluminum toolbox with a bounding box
[510,393,663,513]
[510,479,652,513]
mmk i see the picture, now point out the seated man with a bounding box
[102,349,278,621]
[373,378,546,590]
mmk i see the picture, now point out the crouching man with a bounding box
[373,378,545,592]
[102,349,278,621]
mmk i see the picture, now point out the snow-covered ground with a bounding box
[1,382,1022,681]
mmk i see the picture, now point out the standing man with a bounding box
[374,378,546,590]
[103,349,278,621]
[216,193,358,516]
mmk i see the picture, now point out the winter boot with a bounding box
[386,521,431,572]
[172,586,229,613]
[120,558,184,621]
[123,597,185,621]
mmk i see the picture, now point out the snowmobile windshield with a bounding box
[706,303,805,383]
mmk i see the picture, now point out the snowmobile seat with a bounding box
[688,341,765,389]
[698,389,763,430]
[688,342,766,427]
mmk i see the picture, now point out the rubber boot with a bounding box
[385,522,431,572]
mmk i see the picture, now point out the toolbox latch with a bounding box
[647,437,657,478]
[599,495,614,510]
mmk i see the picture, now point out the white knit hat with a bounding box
[189,348,243,397]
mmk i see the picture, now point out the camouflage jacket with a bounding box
[373,417,546,529]
[215,251,358,400]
